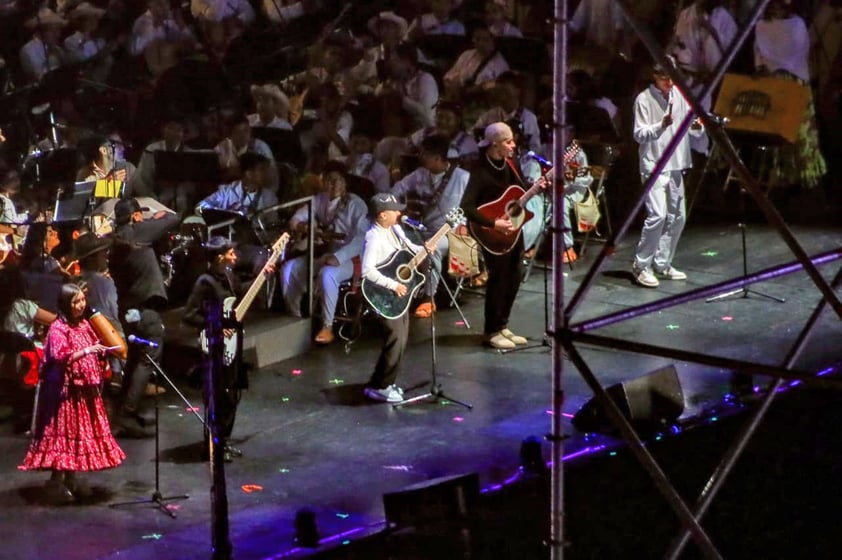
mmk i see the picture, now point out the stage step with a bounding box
[161,308,312,371]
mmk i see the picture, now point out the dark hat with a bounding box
[370,193,405,214]
[73,232,113,260]
[203,235,236,258]
[114,198,143,225]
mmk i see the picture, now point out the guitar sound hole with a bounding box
[508,204,521,219]
[397,266,412,282]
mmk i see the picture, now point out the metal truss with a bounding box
[549,1,842,558]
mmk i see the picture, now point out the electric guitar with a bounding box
[470,141,580,255]
[199,232,290,366]
[361,208,463,319]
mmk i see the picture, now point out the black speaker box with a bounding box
[572,365,685,433]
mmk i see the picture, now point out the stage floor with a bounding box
[0,221,840,559]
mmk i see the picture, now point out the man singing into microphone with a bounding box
[631,57,704,288]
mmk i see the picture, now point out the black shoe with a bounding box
[64,474,93,499]
[112,414,155,439]
[42,480,75,506]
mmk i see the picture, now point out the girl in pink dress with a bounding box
[20,283,125,504]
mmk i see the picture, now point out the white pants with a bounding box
[281,255,355,328]
[634,170,686,273]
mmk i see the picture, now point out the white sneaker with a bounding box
[634,267,660,288]
[364,386,403,403]
[656,266,687,280]
[389,384,405,397]
[500,328,528,345]
[485,332,516,349]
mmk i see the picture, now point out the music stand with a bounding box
[22,147,79,186]
[154,150,222,184]
[53,181,95,224]
[250,127,304,170]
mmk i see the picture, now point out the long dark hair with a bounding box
[57,283,85,325]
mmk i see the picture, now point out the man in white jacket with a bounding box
[631,58,705,288]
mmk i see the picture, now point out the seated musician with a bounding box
[214,114,275,183]
[406,100,479,165]
[472,71,542,158]
[248,84,293,130]
[0,169,28,225]
[374,43,439,131]
[343,127,391,194]
[134,115,196,214]
[182,236,275,462]
[19,8,68,83]
[391,134,469,318]
[406,0,466,40]
[76,135,137,195]
[130,0,197,77]
[63,2,114,83]
[443,24,510,101]
[559,133,594,264]
[280,161,368,345]
[196,152,279,275]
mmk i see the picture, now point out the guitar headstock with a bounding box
[271,232,290,260]
[446,207,465,227]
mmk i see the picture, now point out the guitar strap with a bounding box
[505,158,525,187]
[425,163,457,216]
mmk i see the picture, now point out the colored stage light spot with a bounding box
[142,534,163,540]
[329,378,344,385]
[186,407,200,412]
[281,396,290,403]
[722,316,733,321]
[545,410,553,415]
[702,250,718,257]
[384,465,412,472]
[279,468,290,473]
[292,369,303,376]
[666,324,680,330]
[166,405,178,409]
[336,513,350,519]
[241,484,263,493]
[609,451,617,456]
[342,540,351,545]
[454,321,465,326]
[561,412,575,418]
[453,416,464,422]
[439,400,451,406]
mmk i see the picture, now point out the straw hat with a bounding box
[25,8,67,30]
[367,11,409,38]
[250,84,290,111]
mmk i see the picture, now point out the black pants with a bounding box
[367,312,410,390]
[121,309,165,412]
[482,237,524,335]
[203,364,241,444]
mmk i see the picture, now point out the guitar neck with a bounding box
[233,233,288,322]
[406,223,451,270]
[515,142,578,207]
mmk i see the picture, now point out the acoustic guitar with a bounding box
[469,141,579,255]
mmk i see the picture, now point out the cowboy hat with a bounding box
[73,232,113,260]
[69,2,107,20]
[367,11,408,38]
[25,8,67,30]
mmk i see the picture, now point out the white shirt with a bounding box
[444,49,509,87]
[248,114,293,130]
[391,165,470,231]
[755,15,810,82]
[130,10,195,56]
[489,21,523,38]
[289,192,369,264]
[0,193,27,224]
[191,0,255,23]
[407,13,466,37]
[570,0,628,50]
[19,36,64,82]
[345,153,391,194]
[400,70,439,128]
[670,4,738,79]
[63,31,106,63]
[362,223,422,292]
[633,84,704,174]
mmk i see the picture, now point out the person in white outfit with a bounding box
[631,58,705,288]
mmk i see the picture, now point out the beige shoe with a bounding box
[500,328,527,345]
[485,332,516,349]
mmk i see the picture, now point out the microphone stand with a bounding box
[394,257,472,410]
[110,349,203,518]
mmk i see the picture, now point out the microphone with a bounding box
[127,334,160,349]
[400,215,427,231]
[526,151,553,168]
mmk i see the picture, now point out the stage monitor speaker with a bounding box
[383,472,480,531]
[713,73,810,145]
[572,365,685,433]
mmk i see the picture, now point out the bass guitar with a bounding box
[361,209,463,319]
[470,141,580,255]
[199,232,290,366]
